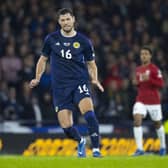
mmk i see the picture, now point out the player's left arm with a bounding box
[149,67,164,88]
[87,60,104,92]
[83,38,104,92]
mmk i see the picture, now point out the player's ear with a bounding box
[72,16,75,23]
[58,18,61,25]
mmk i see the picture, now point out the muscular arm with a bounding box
[35,55,48,81]
[29,55,48,88]
[87,60,104,92]
[87,60,98,82]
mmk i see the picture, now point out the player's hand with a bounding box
[29,79,40,88]
[91,80,104,92]
[141,73,149,81]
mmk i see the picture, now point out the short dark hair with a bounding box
[57,8,74,20]
[141,46,153,55]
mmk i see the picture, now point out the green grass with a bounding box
[0,155,168,168]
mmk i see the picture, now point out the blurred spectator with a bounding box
[19,53,35,81]
[19,81,35,121]
[0,81,8,120]
[40,92,56,123]
[0,44,22,86]
[3,87,22,121]
[31,95,42,127]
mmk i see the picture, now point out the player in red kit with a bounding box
[132,46,166,156]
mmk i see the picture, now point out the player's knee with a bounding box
[79,98,94,114]
[134,121,141,127]
[57,110,73,128]
[82,108,93,115]
[133,114,142,126]
[133,119,142,126]
[61,122,72,128]
[59,118,73,128]
[154,121,162,129]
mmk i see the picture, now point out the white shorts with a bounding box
[133,102,162,121]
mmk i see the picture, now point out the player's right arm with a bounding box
[30,35,51,88]
[132,68,139,86]
[29,55,48,88]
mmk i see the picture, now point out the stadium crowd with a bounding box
[0,0,168,125]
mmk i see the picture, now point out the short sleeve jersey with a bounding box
[41,30,95,89]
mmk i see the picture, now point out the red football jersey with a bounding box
[135,63,164,104]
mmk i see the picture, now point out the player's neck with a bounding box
[60,29,77,37]
[142,62,151,66]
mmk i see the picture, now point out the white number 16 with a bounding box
[61,49,72,59]
[78,84,89,94]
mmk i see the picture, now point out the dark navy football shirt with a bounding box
[41,30,95,89]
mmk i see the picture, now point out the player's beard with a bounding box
[62,25,73,33]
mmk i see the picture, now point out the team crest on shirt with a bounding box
[73,42,80,48]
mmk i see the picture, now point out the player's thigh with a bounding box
[147,104,162,121]
[73,83,93,114]
[57,109,73,128]
[133,102,147,118]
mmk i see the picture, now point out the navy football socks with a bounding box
[63,126,81,143]
[84,111,100,148]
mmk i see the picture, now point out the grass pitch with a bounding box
[0,155,168,168]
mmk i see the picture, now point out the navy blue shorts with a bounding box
[53,82,91,112]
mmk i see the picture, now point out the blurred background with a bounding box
[0,0,168,155]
